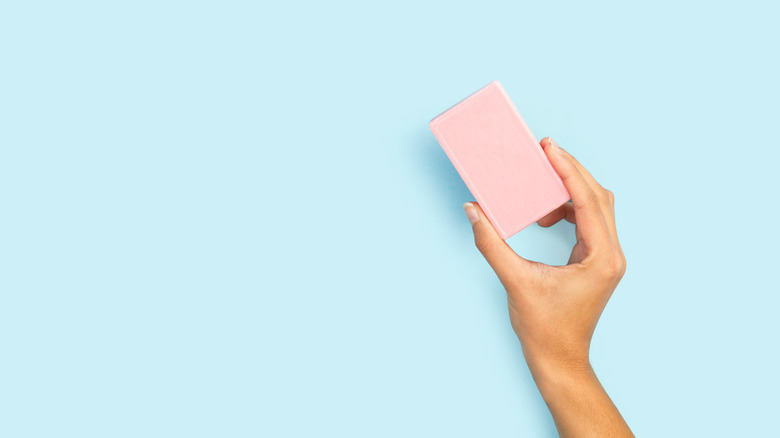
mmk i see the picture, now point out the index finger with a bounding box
[541,137,611,248]
[542,138,620,245]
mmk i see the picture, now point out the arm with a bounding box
[531,359,632,437]
[462,137,633,437]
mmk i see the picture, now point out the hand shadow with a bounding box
[416,129,474,231]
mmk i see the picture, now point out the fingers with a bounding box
[537,202,575,228]
[541,137,620,245]
[540,138,611,246]
[545,139,604,194]
[464,202,533,285]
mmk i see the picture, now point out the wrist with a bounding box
[522,347,594,401]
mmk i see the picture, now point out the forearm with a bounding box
[528,357,633,438]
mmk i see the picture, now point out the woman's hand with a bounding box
[463,137,632,437]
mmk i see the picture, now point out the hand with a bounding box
[462,137,632,437]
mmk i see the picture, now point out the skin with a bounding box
[462,137,633,437]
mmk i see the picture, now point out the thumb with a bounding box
[463,202,530,283]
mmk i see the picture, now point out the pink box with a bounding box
[429,81,570,239]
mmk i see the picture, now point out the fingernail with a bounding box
[463,202,479,225]
[548,137,560,151]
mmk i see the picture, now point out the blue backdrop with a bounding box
[2,1,778,436]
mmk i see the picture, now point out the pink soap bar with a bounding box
[429,81,570,239]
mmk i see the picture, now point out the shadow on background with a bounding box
[416,128,473,228]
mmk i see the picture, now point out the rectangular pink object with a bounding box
[429,80,570,239]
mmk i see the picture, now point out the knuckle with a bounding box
[621,255,628,277]
[599,188,614,205]
[601,251,625,278]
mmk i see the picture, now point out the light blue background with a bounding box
[1,1,778,436]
